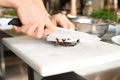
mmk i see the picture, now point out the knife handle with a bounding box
[8,18,47,29]
[8,18,22,27]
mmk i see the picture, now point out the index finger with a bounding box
[43,20,56,36]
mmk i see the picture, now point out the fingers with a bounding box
[66,20,75,30]
[57,20,68,29]
[13,24,44,38]
[61,14,75,30]
[13,13,74,39]
[51,13,75,30]
[34,25,44,38]
[13,21,55,38]
[43,19,56,36]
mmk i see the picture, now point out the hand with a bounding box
[31,0,75,30]
[14,0,55,38]
[50,13,75,30]
[0,0,74,38]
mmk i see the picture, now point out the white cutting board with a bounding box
[2,36,120,77]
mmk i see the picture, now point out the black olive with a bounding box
[55,38,79,47]
[77,39,80,43]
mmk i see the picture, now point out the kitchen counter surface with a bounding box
[2,36,120,77]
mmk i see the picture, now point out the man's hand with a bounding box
[14,0,55,38]
[0,0,74,38]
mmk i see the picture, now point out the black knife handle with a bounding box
[8,18,47,30]
[8,18,22,27]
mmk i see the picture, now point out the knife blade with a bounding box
[8,18,101,46]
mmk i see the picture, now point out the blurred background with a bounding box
[1,0,120,80]
[0,0,120,17]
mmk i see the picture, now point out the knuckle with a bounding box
[55,13,63,18]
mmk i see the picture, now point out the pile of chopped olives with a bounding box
[55,38,80,47]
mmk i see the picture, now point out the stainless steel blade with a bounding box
[47,27,101,43]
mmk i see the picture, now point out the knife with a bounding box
[8,18,101,46]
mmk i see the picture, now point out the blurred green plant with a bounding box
[90,7,120,23]
[0,9,17,17]
[6,9,17,16]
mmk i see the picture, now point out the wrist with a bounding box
[0,0,26,9]
[14,0,33,10]
[32,0,50,17]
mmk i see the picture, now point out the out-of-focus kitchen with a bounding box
[1,0,120,80]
